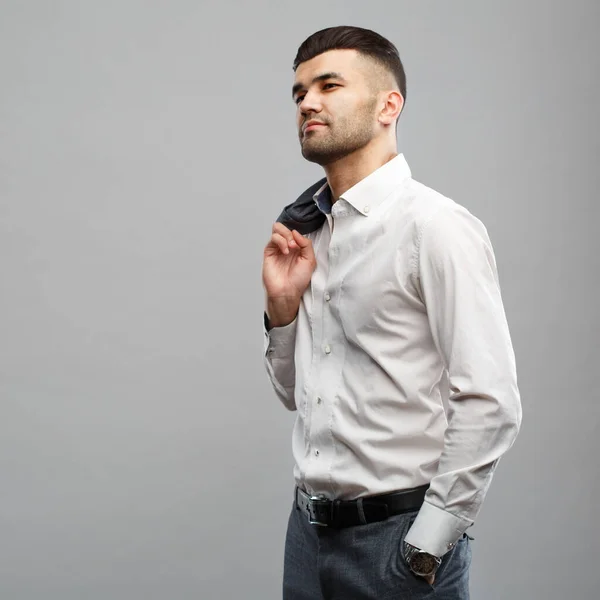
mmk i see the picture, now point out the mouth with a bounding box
[303,121,327,134]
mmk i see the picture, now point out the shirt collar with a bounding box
[312,153,411,217]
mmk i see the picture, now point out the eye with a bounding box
[323,83,339,90]
[294,94,305,105]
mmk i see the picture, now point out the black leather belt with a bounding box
[295,484,428,528]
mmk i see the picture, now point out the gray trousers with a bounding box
[283,500,472,599]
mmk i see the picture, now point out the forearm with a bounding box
[404,386,521,556]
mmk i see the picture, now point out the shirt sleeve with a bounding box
[263,312,298,411]
[403,204,522,557]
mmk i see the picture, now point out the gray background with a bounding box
[0,1,598,598]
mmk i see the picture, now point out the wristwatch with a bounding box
[403,542,442,578]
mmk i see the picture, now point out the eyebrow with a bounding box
[292,72,346,99]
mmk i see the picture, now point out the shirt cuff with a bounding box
[403,501,472,558]
[264,314,298,358]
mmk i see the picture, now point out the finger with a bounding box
[273,223,299,251]
[270,232,290,255]
[272,222,294,241]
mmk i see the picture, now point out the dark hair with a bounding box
[293,26,406,104]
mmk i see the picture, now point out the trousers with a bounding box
[283,500,472,599]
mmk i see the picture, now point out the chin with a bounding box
[301,149,329,166]
[301,144,349,166]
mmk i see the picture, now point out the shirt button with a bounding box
[314,449,320,456]
[324,292,331,301]
[317,397,322,404]
[324,345,331,354]
[364,205,370,213]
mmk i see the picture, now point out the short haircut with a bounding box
[293,26,406,103]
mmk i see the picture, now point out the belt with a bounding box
[295,484,428,528]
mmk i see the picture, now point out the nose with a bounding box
[298,89,323,115]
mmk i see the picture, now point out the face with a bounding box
[292,49,381,165]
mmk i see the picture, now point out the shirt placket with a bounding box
[304,205,347,496]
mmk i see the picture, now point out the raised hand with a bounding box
[262,223,317,327]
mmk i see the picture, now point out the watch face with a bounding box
[410,552,438,576]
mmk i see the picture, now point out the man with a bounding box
[261,25,521,600]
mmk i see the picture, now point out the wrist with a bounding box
[266,296,300,328]
[403,542,442,578]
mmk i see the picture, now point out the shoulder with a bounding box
[401,179,496,282]
[403,178,489,244]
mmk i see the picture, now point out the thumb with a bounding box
[292,230,315,260]
[291,229,312,250]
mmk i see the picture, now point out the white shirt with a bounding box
[262,153,522,557]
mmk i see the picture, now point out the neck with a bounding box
[323,138,398,202]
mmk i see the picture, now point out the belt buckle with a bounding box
[308,495,330,527]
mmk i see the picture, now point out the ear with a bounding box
[379,90,404,126]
